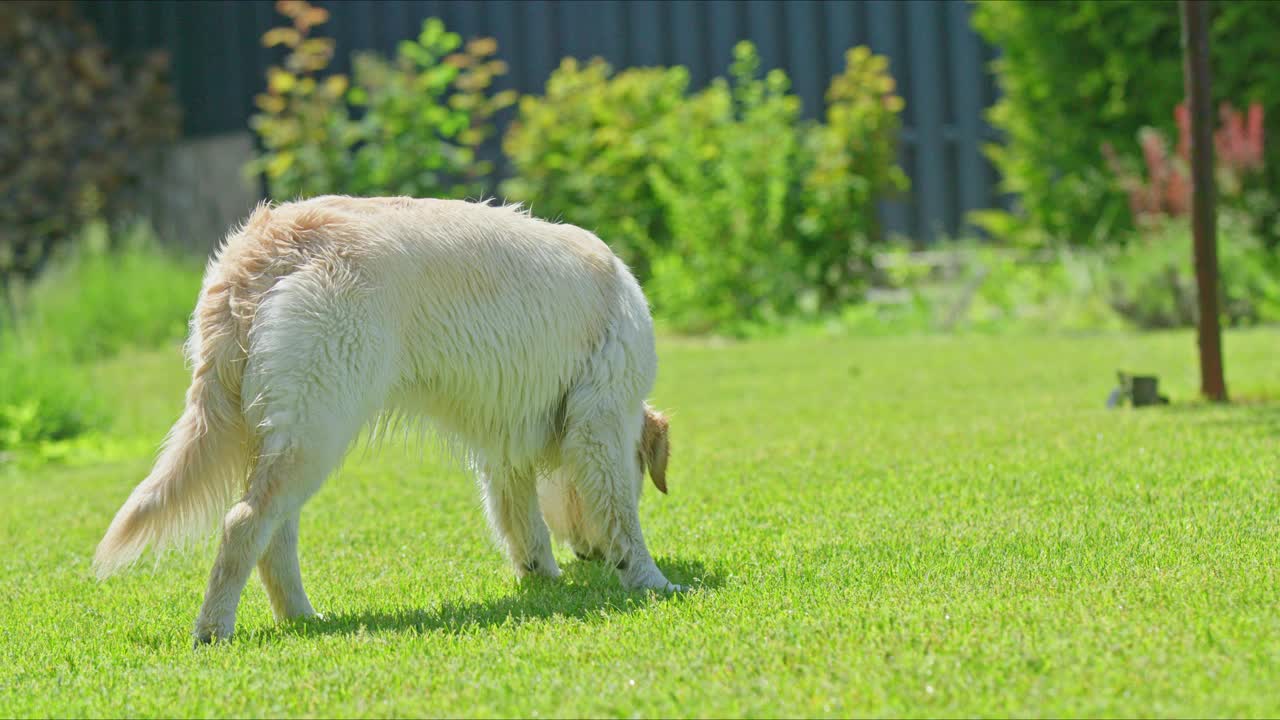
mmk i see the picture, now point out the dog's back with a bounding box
[223,195,654,466]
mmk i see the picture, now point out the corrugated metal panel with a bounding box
[77,0,1004,242]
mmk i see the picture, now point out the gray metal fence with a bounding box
[79,0,1005,243]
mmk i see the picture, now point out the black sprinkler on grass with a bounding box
[1107,372,1170,409]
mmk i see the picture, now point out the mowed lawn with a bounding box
[2,330,1279,717]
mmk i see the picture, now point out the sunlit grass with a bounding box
[2,329,1279,717]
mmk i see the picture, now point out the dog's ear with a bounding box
[640,404,670,494]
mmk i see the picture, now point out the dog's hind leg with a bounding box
[193,398,375,644]
[192,271,395,644]
[257,509,316,621]
[481,463,561,579]
[193,449,316,645]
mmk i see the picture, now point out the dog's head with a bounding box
[639,404,670,494]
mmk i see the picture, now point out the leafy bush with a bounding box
[842,211,1280,336]
[0,346,97,453]
[0,221,202,452]
[504,42,907,334]
[799,47,910,305]
[502,60,693,278]
[0,1,179,287]
[14,221,201,363]
[1091,102,1280,328]
[248,1,515,201]
[1102,101,1272,230]
[971,0,1280,247]
[841,243,1126,336]
[962,248,1125,333]
[1103,212,1280,329]
[644,44,809,332]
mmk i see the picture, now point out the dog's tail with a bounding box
[640,404,670,494]
[94,274,251,579]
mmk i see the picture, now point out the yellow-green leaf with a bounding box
[323,74,348,98]
[466,37,498,56]
[254,93,287,113]
[266,152,295,178]
[267,68,296,94]
[262,28,301,48]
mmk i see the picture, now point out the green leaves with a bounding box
[503,42,907,335]
[246,0,910,335]
[502,59,693,282]
[1,3,179,287]
[971,0,1280,248]
[247,4,510,202]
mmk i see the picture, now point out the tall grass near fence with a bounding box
[0,221,202,452]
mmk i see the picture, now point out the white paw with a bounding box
[519,557,562,579]
[192,618,234,647]
[618,562,683,593]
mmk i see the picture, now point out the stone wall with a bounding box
[139,132,262,256]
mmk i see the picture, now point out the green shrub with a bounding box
[1090,101,1280,329]
[0,221,202,452]
[502,60,693,278]
[644,43,808,332]
[14,220,201,363]
[247,1,514,201]
[504,42,907,334]
[844,242,1127,335]
[941,247,1115,333]
[840,211,1280,336]
[0,345,97,452]
[971,0,1280,247]
[1103,212,1280,329]
[0,1,179,288]
[799,46,910,305]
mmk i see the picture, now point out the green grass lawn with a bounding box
[2,330,1279,717]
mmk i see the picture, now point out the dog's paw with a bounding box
[618,562,688,594]
[519,558,562,580]
[192,616,235,648]
[573,547,604,562]
[636,579,688,594]
[192,630,224,649]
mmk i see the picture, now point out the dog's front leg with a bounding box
[537,468,603,561]
[560,415,684,593]
[586,486,683,593]
[481,463,562,579]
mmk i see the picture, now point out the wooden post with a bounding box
[1180,0,1227,402]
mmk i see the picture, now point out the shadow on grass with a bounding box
[1149,396,1280,434]
[278,556,722,640]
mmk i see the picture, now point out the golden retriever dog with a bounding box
[93,196,678,645]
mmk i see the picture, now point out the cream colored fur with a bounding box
[93,195,679,645]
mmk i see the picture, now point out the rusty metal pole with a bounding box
[1180,0,1227,402]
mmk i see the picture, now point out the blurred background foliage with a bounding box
[507,41,907,334]
[246,2,517,201]
[247,3,910,334]
[6,0,1280,453]
[0,0,179,290]
[0,220,200,453]
[970,0,1280,249]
